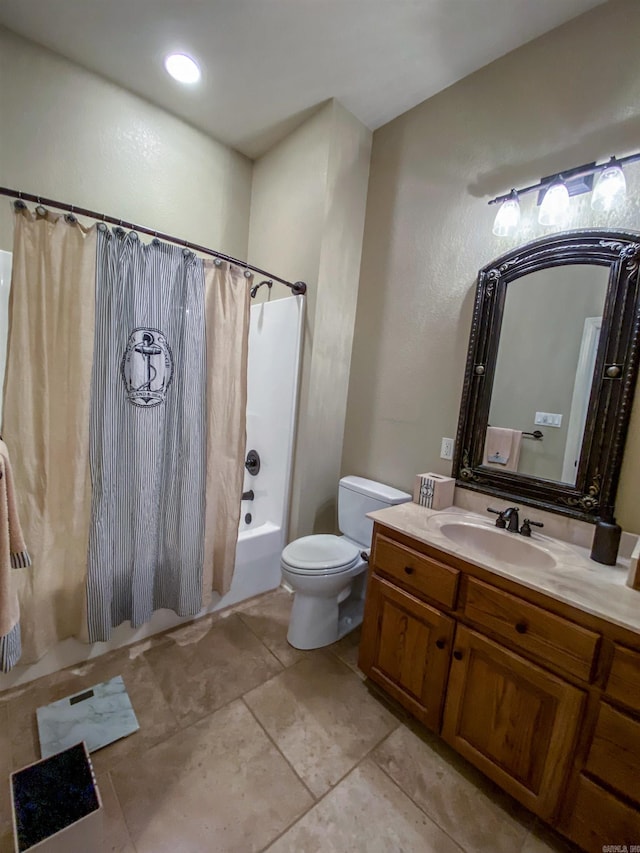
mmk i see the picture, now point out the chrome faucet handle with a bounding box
[520,519,544,537]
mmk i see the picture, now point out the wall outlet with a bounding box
[440,437,455,460]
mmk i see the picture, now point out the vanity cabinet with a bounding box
[441,624,584,819]
[359,520,640,851]
[358,574,454,730]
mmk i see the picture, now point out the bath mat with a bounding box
[36,675,139,759]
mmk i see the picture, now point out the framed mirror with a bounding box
[453,229,640,521]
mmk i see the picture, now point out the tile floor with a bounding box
[0,587,580,853]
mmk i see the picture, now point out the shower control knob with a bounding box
[245,449,261,476]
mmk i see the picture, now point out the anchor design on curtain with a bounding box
[121,327,174,407]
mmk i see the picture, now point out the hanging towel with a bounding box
[0,439,32,672]
[483,427,523,472]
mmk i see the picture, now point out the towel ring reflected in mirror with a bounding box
[453,229,640,522]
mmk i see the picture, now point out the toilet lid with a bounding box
[281,535,361,573]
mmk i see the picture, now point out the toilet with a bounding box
[281,476,411,649]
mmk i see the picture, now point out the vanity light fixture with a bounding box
[538,178,570,227]
[492,190,520,237]
[591,156,627,212]
[164,53,201,84]
[488,150,640,236]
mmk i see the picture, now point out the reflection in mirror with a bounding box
[485,265,609,486]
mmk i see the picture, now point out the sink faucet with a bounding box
[501,507,520,532]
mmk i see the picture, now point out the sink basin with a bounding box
[428,515,558,569]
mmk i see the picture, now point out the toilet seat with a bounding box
[281,534,361,574]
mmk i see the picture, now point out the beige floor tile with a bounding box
[0,703,10,777]
[0,757,13,853]
[265,758,464,853]
[329,625,363,677]
[237,587,310,667]
[372,723,534,853]
[521,820,581,852]
[111,698,313,853]
[143,612,282,727]
[98,773,136,853]
[244,654,398,797]
[3,648,179,776]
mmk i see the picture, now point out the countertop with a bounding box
[368,503,640,637]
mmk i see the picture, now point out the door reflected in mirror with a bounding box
[485,265,609,486]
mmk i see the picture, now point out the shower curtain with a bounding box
[3,207,96,662]
[3,207,250,661]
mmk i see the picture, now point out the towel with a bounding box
[0,439,31,672]
[483,427,523,472]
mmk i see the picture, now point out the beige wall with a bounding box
[0,28,252,255]
[249,100,372,539]
[343,0,640,533]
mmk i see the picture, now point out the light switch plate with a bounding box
[534,412,562,427]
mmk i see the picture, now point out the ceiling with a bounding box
[0,0,605,159]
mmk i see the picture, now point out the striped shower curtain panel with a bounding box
[86,229,207,642]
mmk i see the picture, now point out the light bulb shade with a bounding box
[591,160,626,212]
[538,181,570,227]
[492,193,520,237]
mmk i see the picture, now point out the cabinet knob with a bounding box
[435,639,446,650]
[515,621,528,634]
[404,565,414,575]
[453,649,463,661]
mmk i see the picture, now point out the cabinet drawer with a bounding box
[606,644,640,713]
[372,534,459,609]
[564,774,640,850]
[585,703,640,805]
[463,578,600,682]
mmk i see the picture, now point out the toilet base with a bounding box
[287,588,365,650]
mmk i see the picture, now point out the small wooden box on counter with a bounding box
[413,473,455,510]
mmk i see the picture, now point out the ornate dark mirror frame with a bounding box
[453,229,640,522]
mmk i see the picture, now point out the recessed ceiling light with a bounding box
[164,53,201,84]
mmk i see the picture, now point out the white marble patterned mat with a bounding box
[36,675,140,759]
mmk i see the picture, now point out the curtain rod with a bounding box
[0,186,307,296]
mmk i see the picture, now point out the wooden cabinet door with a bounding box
[359,574,454,731]
[441,625,585,820]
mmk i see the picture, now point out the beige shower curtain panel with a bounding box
[3,208,96,662]
[202,260,250,601]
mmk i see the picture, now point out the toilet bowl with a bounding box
[281,534,367,650]
[282,477,411,650]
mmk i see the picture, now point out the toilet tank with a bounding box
[338,476,411,548]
